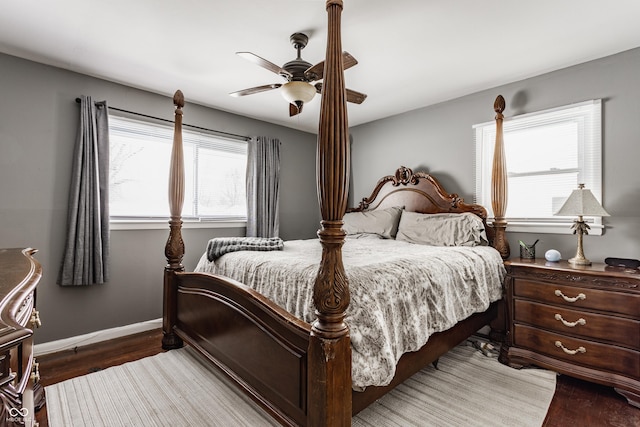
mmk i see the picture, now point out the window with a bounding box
[474,99,603,234]
[109,115,248,225]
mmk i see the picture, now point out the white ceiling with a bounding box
[2,1,640,133]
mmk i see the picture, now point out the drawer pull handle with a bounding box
[30,309,42,328]
[31,360,40,383]
[555,340,586,355]
[554,314,586,327]
[554,290,586,303]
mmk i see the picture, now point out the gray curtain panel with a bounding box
[246,136,280,237]
[58,96,110,286]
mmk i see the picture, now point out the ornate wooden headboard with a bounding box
[348,166,494,245]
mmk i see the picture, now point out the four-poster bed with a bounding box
[161,1,509,426]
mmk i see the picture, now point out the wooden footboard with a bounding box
[171,271,311,426]
[166,268,501,425]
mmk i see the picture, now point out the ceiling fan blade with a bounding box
[289,102,303,117]
[236,52,293,79]
[305,51,359,81]
[314,83,367,104]
[346,88,367,104]
[229,83,282,97]
[305,62,324,81]
[342,52,358,70]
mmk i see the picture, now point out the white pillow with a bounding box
[343,206,403,239]
[396,211,488,246]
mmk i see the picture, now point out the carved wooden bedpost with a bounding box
[491,95,510,259]
[162,90,185,350]
[308,1,352,425]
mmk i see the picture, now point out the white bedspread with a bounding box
[195,238,505,389]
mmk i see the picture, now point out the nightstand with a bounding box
[499,259,639,408]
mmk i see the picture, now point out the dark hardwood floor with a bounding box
[35,329,639,427]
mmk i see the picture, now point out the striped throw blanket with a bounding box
[206,237,284,261]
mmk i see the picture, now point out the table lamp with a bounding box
[555,184,609,266]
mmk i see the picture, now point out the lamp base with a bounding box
[569,218,591,266]
[569,256,592,266]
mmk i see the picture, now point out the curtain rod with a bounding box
[75,98,250,141]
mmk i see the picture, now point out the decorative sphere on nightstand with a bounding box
[545,249,561,262]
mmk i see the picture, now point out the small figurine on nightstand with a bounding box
[545,249,561,262]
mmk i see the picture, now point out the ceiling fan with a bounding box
[229,32,367,117]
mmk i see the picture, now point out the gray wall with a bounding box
[350,47,640,263]
[3,47,639,345]
[0,53,320,343]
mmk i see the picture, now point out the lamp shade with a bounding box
[555,184,609,217]
[280,81,316,104]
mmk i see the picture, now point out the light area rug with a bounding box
[46,341,556,427]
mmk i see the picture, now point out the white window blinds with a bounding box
[474,99,603,234]
[108,115,248,221]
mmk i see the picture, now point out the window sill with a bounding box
[498,220,604,236]
[110,219,247,231]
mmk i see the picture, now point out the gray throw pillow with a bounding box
[396,211,488,246]
[343,206,403,239]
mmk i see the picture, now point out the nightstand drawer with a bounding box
[514,299,640,350]
[513,279,639,318]
[514,324,640,378]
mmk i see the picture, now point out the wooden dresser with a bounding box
[499,259,639,407]
[0,248,43,426]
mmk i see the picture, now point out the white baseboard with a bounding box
[34,318,162,357]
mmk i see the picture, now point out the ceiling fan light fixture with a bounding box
[280,81,316,105]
